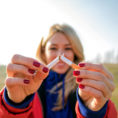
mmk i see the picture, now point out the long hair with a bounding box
[36,24,84,110]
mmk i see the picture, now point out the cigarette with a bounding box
[46,56,59,69]
[60,55,80,70]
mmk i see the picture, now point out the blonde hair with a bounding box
[36,24,84,110]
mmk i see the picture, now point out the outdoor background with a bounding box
[0,0,118,109]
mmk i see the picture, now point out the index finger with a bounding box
[11,54,44,70]
[78,62,114,80]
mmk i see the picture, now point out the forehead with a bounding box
[48,32,70,45]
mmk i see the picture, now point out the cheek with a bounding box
[45,50,57,64]
[65,51,74,61]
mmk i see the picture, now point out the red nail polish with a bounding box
[79,84,85,89]
[79,63,85,67]
[73,71,80,76]
[43,67,48,73]
[33,61,40,67]
[28,69,35,74]
[77,78,83,82]
[24,80,30,84]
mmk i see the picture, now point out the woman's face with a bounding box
[44,32,74,74]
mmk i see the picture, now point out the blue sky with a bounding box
[0,0,118,64]
[75,0,118,45]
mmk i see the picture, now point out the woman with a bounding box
[0,24,117,118]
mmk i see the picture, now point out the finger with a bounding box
[78,85,107,111]
[5,77,30,87]
[78,63,114,80]
[33,68,49,83]
[73,70,115,91]
[76,78,112,99]
[7,63,36,77]
[11,54,49,74]
[11,54,43,70]
[79,85,107,101]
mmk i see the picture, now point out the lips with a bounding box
[56,61,65,67]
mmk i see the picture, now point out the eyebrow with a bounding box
[51,44,71,46]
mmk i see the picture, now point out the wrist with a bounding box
[5,87,26,103]
[76,88,108,118]
[4,87,35,108]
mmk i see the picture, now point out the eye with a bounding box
[65,47,72,50]
[49,47,57,50]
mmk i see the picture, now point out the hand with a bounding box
[73,63,115,111]
[6,54,49,103]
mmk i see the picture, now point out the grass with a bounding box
[0,64,118,109]
[104,63,118,109]
[0,65,6,90]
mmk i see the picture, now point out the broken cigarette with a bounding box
[60,55,96,72]
[14,55,80,78]
[46,56,60,69]
[46,54,81,70]
[60,55,80,70]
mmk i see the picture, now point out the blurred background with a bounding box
[0,0,118,109]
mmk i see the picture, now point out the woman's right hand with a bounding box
[5,54,49,103]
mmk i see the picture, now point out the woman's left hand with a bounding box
[73,62,115,111]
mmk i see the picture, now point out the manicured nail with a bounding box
[73,71,80,76]
[28,69,35,74]
[43,67,48,73]
[33,61,40,67]
[24,80,30,84]
[77,78,83,82]
[79,84,85,89]
[79,63,85,67]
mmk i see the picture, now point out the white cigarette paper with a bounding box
[60,55,80,69]
[46,56,59,69]
[60,55,73,66]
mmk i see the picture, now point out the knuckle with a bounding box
[85,63,91,69]
[86,87,91,92]
[84,70,89,76]
[43,71,49,79]
[11,54,19,63]
[86,79,91,85]
[98,64,104,70]
[111,83,116,91]
[108,92,112,99]
[5,78,11,86]
[99,82,105,90]
[7,63,13,72]
[97,72,104,80]
[96,92,102,99]
[106,92,112,99]
[110,73,114,80]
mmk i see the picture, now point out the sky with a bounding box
[0,0,118,65]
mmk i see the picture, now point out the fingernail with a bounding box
[73,71,80,76]
[77,78,83,82]
[79,84,85,89]
[43,67,48,73]
[33,61,40,67]
[24,80,30,84]
[28,69,35,74]
[79,63,85,67]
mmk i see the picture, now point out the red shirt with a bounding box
[0,89,117,118]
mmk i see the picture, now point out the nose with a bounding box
[57,50,64,56]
